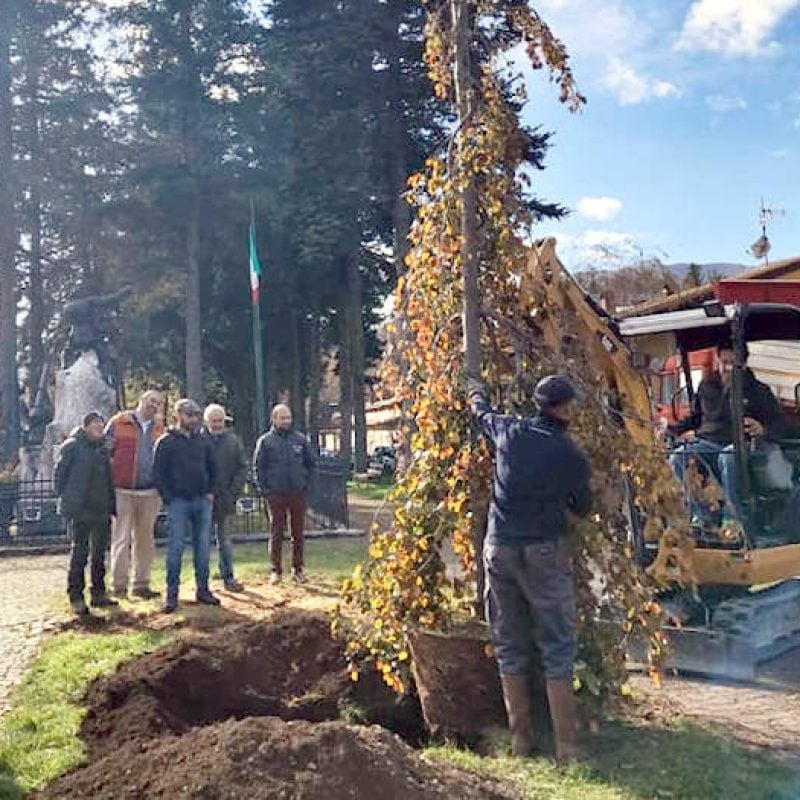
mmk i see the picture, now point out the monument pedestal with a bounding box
[25,351,117,487]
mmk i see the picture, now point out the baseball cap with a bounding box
[533,374,578,409]
[175,398,202,416]
[82,411,105,427]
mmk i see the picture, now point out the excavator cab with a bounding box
[618,292,800,678]
[621,291,800,550]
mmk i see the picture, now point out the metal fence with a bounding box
[0,457,350,548]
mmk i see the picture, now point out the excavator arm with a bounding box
[523,238,655,447]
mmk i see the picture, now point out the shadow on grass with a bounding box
[584,717,799,800]
[434,716,800,800]
[0,762,22,800]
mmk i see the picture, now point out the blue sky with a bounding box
[517,0,800,270]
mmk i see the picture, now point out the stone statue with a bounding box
[22,362,53,448]
[61,286,131,388]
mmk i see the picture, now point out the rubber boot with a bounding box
[499,673,535,757]
[546,678,578,765]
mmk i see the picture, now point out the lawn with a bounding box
[1,535,798,799]
[347,477,393,503]
[430,719,800,800]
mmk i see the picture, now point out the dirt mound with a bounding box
[38,716,516,799]
[81,609,424,759]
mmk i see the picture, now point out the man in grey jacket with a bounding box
[253,404,315,584]
[203,404,248,592]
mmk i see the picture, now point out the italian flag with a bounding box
[249,221,262,304]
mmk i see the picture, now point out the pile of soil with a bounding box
[80,609,425,759]
[37,716,517,799]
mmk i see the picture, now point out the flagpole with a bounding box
[250,198,267,433]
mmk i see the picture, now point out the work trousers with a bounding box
[266,491,306,575]
[67,516,111,602]
[484,539,576,679]
[110,488,161,592]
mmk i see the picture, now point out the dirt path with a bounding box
[0,554,66,714]
[348,493,393,534]
[630,649,800,769]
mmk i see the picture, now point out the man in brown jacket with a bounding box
[105,389,164,599]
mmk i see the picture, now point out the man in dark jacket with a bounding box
[54,411,117,615]
[203,403,248,592]
[153,398,219,613]
[670,345,785,522]
[469,375,592,764]
[253,403,315,584]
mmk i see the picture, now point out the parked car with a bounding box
[367,446,396,477]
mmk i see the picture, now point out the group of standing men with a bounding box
[54,391,315,616]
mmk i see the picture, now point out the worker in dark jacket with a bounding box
[54,411,117,615]
[670,345,785,522]
[253,403,315,584]
[469,375,592,764]
[203,403,248,592]
[153,398,219,613]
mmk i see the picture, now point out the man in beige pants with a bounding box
[105,390,165,599]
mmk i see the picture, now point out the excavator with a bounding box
[526,238,800,680]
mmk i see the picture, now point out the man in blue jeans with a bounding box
[469,375,592,764]
[153,398,219,613]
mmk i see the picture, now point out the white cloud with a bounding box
[577,196,623,221]
[769,149,790,158]
[676,0,800,57]
[536,0,648,57]
[602,58,681,105]
[705,94,747,112]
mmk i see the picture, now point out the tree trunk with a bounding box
[0,12,19,464]
[307,314,321,454]
[390,58,414,472]
[338,304,353,468]
[24,53,45,389]
[348,253,368,472]
[185,194,203,400]
[452,0,481,381]
[179,5,202,402]
[27,189,44,387]
[289,309,305,430]
[451,0,484,617]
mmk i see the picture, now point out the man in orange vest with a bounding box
[105,389,165,599]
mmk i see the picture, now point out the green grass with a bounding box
[347,478,393,502]
[428,718,800,800]
[144,538,368,589]
[0,629,173,798]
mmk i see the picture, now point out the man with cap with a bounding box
[153,398,219,613]
[469,374,592,763]
[55,411,117,615]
